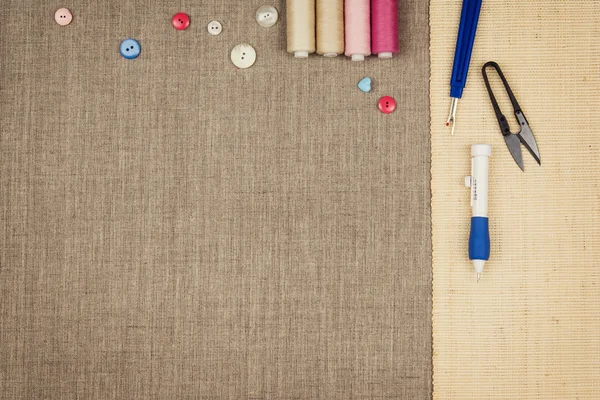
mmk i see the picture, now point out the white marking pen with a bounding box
[465,144,491,282]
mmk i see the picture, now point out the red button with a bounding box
[378,96,396,114]
[172,13,190,30]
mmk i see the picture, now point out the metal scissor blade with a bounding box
[517,126,541,165]
[505,134,524,171]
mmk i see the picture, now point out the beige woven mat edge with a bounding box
[430,1,600,399]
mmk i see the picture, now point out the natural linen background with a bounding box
[0,0,432,399]
[431,1,600,399]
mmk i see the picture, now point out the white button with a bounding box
[207,21,222,35]
[256,6,278,28]
[465,176,472,188]
[55,8,73,26]
[230,44,256,69]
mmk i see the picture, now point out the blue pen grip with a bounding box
[450,0,483,99]
[469,217,490,261]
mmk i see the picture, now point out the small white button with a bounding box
[256,6,278,28]
[230,44,256,69]
[465,176,472,188]
[207,21,222,35]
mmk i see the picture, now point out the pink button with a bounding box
[54,8,72,26]
[172,13,190,30]
[378,96,396,114]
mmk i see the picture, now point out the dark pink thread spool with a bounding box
[371,0,399,58]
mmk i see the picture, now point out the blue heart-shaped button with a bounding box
[357,77,371,93]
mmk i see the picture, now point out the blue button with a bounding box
[120,39,141,59]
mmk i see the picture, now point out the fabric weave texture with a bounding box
[0,1,432,399]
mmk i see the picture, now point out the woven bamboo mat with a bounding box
[430,1,600,399]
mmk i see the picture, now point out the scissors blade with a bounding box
[518,126,541,165]
[505,134,524,171]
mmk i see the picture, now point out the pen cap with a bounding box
[470,144,491,218]
[472,144,491,157]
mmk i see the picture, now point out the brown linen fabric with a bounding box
[0,1,432,399]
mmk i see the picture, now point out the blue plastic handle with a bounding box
[450,0,483,99]
[468,217,490,261]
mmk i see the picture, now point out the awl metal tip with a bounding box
[477,273,481,283]
[446,98,458,136]
[445,118,455,136]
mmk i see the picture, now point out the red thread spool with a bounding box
[371,0,399,58]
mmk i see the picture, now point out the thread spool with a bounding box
[287,0,316,58]
[371,0,399,58]
[344,0,371,61]
[316,0,344,57]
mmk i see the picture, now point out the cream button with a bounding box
[54,8,72,26]
[207,21,222,35]
[230,44,256,69]
[256,6,278,28]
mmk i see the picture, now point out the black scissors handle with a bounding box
[482,61,523,137]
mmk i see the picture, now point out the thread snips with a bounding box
[482,62,541,171]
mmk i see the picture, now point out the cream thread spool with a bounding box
[287,0,316,58]
[316,0,344,57]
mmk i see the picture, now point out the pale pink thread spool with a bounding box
[371,0,399,58]
[344,0,371,61]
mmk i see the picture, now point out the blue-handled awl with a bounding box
[465,144,491,282]
[446,0,483,135]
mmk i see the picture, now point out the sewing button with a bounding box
[54,8,72,26]
[172,13,190,30]
[120,39,141,59]
[256,6,278,28]
[357,77,371,93]
[230,44,256,69]
[378,96,396,114]
[207,21,222,35]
